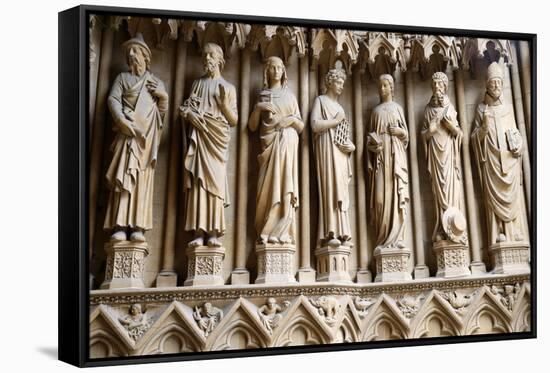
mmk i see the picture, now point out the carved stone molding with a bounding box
[408,35,460,79]
[184,246,225,286]
[247,25,306,64]
[90,274,530,305]
[359,32,406,78]
[101,241,149,290]
[315,245,352,283]
[89,278,531,357]
[255,244,297,284]
[183,21,247,56]
[433,240,471,278]
[310,28,359,73]
[374,247,412,283]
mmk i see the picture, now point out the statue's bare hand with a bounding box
[214,84,229,109]
[334,111,345,123]
[118,117,137,137]
[146,79,168,100]
[278,116,295,129]
[188,111,209,133]
[256,102,276,114]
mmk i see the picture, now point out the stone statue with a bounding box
[193,302,224,337]
[309,296,341,325]
[118,303,151,341]
[311,68,355,248]
[181,43,238,248]
[471,62,525,246]
[422,72,467,244]
[367,74,409,250]
[249,56,304,244]
[104,33,169,242]
[257,297,290,334]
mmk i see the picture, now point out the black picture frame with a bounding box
[58,4,537,368]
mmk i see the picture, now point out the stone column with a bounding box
[156,36,188,287]
[453,68,486,274]
[231,47,252,284]
[353,65,372,283]
[510,44,532,214]
[404,71,429,279]
[297,53,316,283]
[518,41,531,142]
[89,26,114,287]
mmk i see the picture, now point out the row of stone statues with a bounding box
[101,35,528,286]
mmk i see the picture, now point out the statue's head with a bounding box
[122,33,151,72]
[202,43,225,75]
[378,74,394,100]
[203,302,212,313]
[129,304,142,316]
[324,68,347,96]
[431,71,448,96]
[263,56,287,89]
[486,62,504,99]
[267,297,277,308]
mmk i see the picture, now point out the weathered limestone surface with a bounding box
[88,16,532,357]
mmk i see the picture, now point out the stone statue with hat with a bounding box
[471,62,529,273]
[422,71,467,246]
[103,33,169,242]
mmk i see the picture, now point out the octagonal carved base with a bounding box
[184,246,225,286]
[315,245,352,283]
[434,240,471,278]
[374,246,412,282]
[255,243,296,284]
[100,241,149,290]
[490,242,530,274]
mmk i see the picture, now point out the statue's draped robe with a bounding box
[311,95,353,244]
[104,71,167,230]
[471,94,524,244]
[368,101,409,248]
[255,87,302,240]
[422,96,465,242]
[183,76,237,236]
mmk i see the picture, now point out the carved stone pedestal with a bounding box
[433,240,471,278]
[101,241,149,289]
[374,247,412,282]
[489,242,530,274]
[184,246,225,286]
[255,243,297,284]
[315,245,352,283]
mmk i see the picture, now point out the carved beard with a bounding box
[433,90,445,106]
[204,59,218,75]
[129,57,146,74]
[488,87,502,100]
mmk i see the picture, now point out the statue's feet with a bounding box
[130,230,146,242]
[259,235,268,245]
[189,236,204,248]
[435,233,444,242]
[327,238,341,247]
[397,241,406,249]
[497,234,507,243]
[514,233,524,241]
[207,235,222,247]
[279,235,293,244]
[268,236,281,244]
[110,230,127,242]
